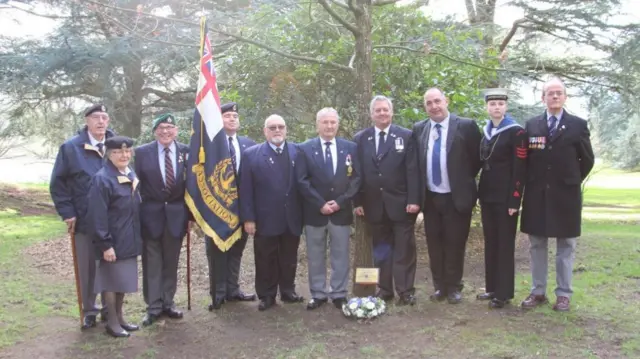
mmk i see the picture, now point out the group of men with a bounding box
[50,77,593,329]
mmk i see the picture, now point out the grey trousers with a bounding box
[529,235,577,298]
[305,221,351,300]
[142,227,183,315]
[75,232,105,316]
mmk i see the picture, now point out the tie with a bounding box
[432,124,442,186]
[126,171,135,182]
[164,147,175,191]
[324,141,334,177]
[276,147,282,155]
[377,131,386,158]
[548,116,558,137]
[228,136,237,172]
[96,143,104,156]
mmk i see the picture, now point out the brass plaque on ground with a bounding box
[355,268,379,285]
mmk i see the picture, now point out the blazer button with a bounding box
[380,188,383,191]
[547,165,551,170]
[378,173,382,176]
[548,145,553,150]
[330,188,334,192]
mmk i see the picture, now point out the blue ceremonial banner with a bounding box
[184,17,241,252]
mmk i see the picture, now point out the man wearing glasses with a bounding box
[239,114,305,311]
[519,78,594,312]
[50,103,115,329]
[135,114,190,326]
[206,102,258,311]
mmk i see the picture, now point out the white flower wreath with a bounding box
[341,296,386,320]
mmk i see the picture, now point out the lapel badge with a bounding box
[390,133,397,138]
[269,157,274,164]
[314,151,318,155]
[367,136,373,141]
[395,137,404,152]
[346,154,352,177]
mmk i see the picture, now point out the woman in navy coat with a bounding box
[87,136,142,337]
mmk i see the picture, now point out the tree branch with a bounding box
[317,0,360,36]
[6,3,87,20]
[373,0,404,5]
[328,0,350,10]
[499,18,527,52]
[82,0,354,72]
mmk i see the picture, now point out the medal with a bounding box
[346,154,353,177]
[395,137,404,151]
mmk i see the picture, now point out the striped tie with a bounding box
[164,147,175,191]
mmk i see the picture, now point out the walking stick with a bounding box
[186,221,192,311]
[69,230,83,326]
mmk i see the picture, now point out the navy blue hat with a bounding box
[220,102,238,114]
[105,136,134,150]
[84,103,108,117]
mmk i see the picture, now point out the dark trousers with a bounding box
[142,227,183,315]
[480,202,518,300]
[253,231,300,300]
[205,232,248,300]
[370,207,417,297]
[423,191,472,294]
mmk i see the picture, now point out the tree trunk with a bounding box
[116,58,144,138]
[351,0,375,298]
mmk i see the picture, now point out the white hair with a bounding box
[264,114,285,128]
[369,95,393,114]
[316,107,339,123]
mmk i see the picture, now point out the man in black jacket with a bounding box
[135,114,189,326]
[411,88,482,304]
[519,78,594,312]
[354,96,420,305]
[50,104,115,329]
[296,108,361,310]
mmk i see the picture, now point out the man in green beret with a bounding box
[134,113,191,326]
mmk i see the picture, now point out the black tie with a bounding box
[548,116,558,137]
[276,147,282,155]
[96,143,104,156]
[324,141,334,177]
[228,136,237,172]
[377,131,386,159]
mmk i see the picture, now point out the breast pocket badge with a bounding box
[346,154,353,177]
[528,136,546,150]
[395,137,404,152]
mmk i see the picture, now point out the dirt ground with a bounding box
[1,184,630,359]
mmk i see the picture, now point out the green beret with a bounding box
[105,136,134,150]
[152,113,175,131]
[221,102,238,114]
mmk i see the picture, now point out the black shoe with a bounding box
[81,315,97,330]
[281,292,305,303]
[258,297,275,311]
[141,313,160,327]
[306,298,328,310]
[163,308,184,319]
[429,290,447,302]
[332,297,347,309]
[489,298,507,309]
[447,291,462,304]
[398,294,417,306]
[476,292,495,301]
[375,291,394,301]
[105,326,130,338]
[208,298,225,311]
[121,323,140,332]
[227,292,257,302]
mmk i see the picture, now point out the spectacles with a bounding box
[267,125,286,131]
[156,125,177,132]
[545,91,564,97]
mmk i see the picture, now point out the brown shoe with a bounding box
[520,294,548,309]
[553,296,570,312]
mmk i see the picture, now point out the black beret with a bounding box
[84,103,108,117]
[152,113,176,131]
[483,88,509,102]
[105,136,134,150]
[220,102,238,114]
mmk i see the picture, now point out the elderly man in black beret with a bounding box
[134,113,190,326]
[206,102,258,310]
[50,103,115,329]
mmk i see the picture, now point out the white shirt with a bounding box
[158,141,177,185]
[426,116,451,193]
[374,125,391,153]
[88,132,104,149]
[227,134,242,171]
[320,137,337,175]
[547,109,563,131]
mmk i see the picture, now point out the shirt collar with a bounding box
[227,133,238,141]
[374,125,391,136]
[319,137,336,146]
[88,132,104,147]
[429,115,450,129]
[158,141,176,153]
[269,141,285,152]
[546,109,563,121]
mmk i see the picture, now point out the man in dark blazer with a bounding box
[411,88,482,304]
[296,108,361,310]
[353,95,421,306]
[239,114,305,311]
[206,102,257,310]
[520,78,594,312]
[135,113,189,326]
